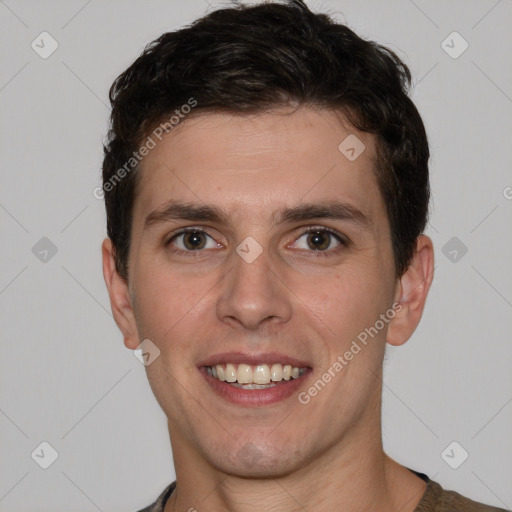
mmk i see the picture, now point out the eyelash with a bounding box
[166,226,349,257]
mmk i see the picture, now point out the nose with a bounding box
[216,244,293,331]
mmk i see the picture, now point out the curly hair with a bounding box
[102,0,430,280]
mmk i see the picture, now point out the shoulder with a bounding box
[134,482,176,512]
[416,478,509,512]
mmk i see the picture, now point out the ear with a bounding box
[102,238,140,350]
[386,235,434,346]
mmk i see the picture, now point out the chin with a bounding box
[207,441,306,479]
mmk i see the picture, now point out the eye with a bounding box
[168,228,220,252]
[292,227,346,252]
[166,226,347,256]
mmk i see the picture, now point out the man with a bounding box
[100,1,508,511]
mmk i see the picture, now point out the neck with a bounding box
[164,412,426,512]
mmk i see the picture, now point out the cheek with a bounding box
[132,261,214,349]
[312,273,364,321]
[311,267,393,343]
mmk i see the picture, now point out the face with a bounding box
[107,107,411,478]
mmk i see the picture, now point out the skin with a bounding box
[103,107,434,512]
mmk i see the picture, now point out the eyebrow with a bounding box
[144,200,373,232]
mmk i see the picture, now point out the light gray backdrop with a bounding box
[1,1,511,511]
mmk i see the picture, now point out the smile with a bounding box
[205,363,308,389]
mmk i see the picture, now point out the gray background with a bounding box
[1,0,511,510]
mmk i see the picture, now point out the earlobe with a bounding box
[102,238,140,350]
[386,235,434,347]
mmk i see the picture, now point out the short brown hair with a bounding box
[102,0,430,280]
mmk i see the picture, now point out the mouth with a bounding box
[206,363,308,389]
[198,354,312,406]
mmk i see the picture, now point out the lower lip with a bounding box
[199,367,311,406]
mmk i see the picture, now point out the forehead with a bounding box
[132,107,386,230]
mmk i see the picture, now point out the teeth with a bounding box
[215,365,225,381]
[206,363,307,385]
[230,382,277,390]
[237,364,253,384]
[225,363,237,383]
[253,364,271,384]
[270,363,283,382]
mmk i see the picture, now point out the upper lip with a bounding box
[197,351,311,368]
